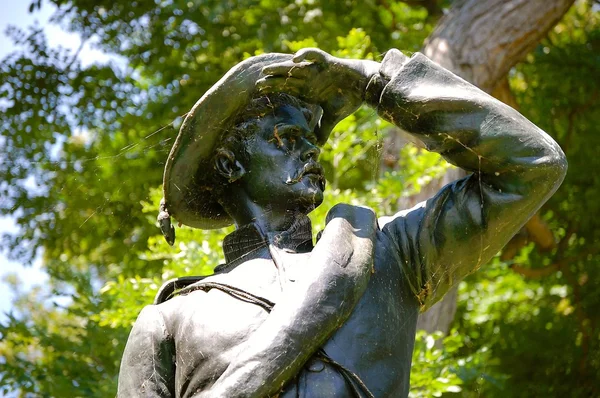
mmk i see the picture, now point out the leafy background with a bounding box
[0,0,599,397]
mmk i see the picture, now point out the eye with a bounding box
[272,124,299,147]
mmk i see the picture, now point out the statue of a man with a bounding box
[117,48,566,397]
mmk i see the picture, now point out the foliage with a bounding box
[410,330,464,398]
[451,3,600,396]
[0,0,599,397]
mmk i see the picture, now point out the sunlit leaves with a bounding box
[1,0,599,396]
[409,329,502,398]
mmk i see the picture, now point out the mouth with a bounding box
[285,162,326,191]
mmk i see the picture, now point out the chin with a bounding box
[297,187,324,214]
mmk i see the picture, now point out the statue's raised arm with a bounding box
[261,48,567,310]
[118,48,567,398]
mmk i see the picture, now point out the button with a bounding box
[307,358,325,372]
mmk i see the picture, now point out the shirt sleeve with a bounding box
[117,305,176,397]
[371,50,567,311]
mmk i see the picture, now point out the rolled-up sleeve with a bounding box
[374,50,567,311]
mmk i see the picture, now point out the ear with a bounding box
[214,148,246,183]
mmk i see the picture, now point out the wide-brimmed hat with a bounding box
[158,52,324,245]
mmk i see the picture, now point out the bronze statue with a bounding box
[117,48,567,397]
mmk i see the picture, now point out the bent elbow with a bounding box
[524,141,568,199]
[543,142,568,191]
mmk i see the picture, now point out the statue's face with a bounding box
[237,103,325,215]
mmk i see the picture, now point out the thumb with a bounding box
[316,114,339,145]
[293,48,328,64]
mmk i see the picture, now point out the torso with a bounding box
[158,230,420,398]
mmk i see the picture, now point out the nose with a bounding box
[300,138,320,161]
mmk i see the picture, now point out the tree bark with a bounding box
[414,0,575,333]
[423,0,575,92]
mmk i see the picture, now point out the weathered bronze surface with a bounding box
[118,48,567,397]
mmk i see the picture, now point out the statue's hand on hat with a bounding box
[257,48,380,140]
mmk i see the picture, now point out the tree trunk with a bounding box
[414,0,575,333]
[423,0,575,92]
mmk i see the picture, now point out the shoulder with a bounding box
[378,201,426,232]
[122,305,175,362]
[131,305,168,335]
[155,270,275,326]
[152,278,272,361]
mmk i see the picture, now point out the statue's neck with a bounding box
[220,190,308,235]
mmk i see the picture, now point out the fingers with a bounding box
[316,116,336,145]
[262,61,312,78]
[256,75,305,96]
[293,48,329,64]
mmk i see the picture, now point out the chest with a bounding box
[280,233,420,397]
[171,235,419,397]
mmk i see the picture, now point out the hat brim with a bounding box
[163,53,323,230]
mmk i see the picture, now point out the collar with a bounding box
[222,214,314,264]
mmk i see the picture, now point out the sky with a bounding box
[0,0,120,323]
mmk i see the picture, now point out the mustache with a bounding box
[285,162,326,190]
